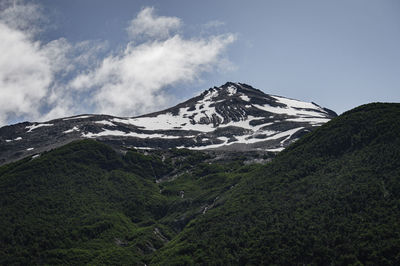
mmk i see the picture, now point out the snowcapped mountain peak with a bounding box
[0,82,337,165]
[148,82,332,129]
[202,82,255,99]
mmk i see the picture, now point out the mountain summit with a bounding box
[0,82,336,165]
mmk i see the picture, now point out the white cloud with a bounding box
[0,21,51,125]
[0,2,97,125]
[127,7,181,40]
[0,0,45,35]
[71,34,236,116]
[41,39,108,119]
[0,3,236,126]
[70,8,236,117]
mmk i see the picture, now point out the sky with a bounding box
[0,0,399,126]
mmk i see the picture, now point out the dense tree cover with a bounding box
[1,103,400,265]
[151,103,400,265]
[0,140,159,264]
[0,139,246,264]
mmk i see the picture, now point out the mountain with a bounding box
[0,103,399,265]
[0,82,336,165]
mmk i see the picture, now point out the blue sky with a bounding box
[0,0,399,125]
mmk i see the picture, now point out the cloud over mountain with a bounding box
[71,34,235,116]
[0,2,52,125]
[0,2,235,126]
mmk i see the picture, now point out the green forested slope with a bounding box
[1,103,400,265]
[151,103,400,265]
[0,140,163,264]
[0,140,245,265]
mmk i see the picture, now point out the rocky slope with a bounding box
[0,82,336,165]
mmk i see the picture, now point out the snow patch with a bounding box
[82,129,184,139]
[131,146,155,150]
[63,115,92,121]
[187,127,303,150]
[253,102,326,118]
[218,116,270,131]
[26,123,53,132]
[227,85,237,95]
[63,126,80,134]
[285,117,330,124]
[240,95,250,102]
[267,127,304,144]
[267,147,285,152]
[95,120,116,126]
[217,136,229,142]
[272,95,321,110]
[203,89,219,101]
[113,113,216,133]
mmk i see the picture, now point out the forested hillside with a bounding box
[0,139,249,264]
[1,103,399,265]
[152,103,400,265]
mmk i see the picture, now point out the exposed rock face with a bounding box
[0,82,337,165]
